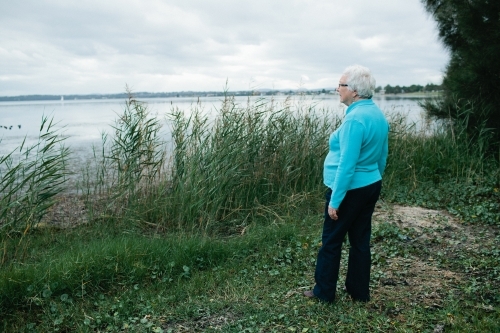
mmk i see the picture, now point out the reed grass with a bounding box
[0,116,69,265]
[164,94,338,231]
[77,92,167,226]
[78,94,339,233]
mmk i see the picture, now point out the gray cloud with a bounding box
[0,0,448,95]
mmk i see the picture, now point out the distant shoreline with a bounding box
[0,90,442,103]
[377,91,442,98]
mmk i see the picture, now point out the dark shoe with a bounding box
[303,290,316,298]
[344,286,368,302]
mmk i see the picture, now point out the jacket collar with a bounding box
[345,99,373,115]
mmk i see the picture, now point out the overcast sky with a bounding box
[0,0,449,96]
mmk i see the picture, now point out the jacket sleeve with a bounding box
[377,127,389,176]
[330,120,364,209]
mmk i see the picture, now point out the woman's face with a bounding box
[337,75,356,106]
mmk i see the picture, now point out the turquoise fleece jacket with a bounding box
[324,99,389,209]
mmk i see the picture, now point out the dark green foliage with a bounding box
[383,113,499,224]
[421,0,500,146]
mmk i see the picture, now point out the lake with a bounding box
[0,94,430,158]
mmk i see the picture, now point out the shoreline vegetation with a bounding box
[1,93,498,332]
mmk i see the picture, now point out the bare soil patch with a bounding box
[373,257,462,309]
[366,205,467,325]
[374,204,460,232]
[37,194,88,228]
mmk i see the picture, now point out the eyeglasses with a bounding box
[338,84,348,88]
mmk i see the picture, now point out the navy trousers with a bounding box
[313,181,381,302]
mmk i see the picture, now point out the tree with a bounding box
[384,85,394,94]
[421,0,500,146]
[424,83,442,92]
[407,85,423,93]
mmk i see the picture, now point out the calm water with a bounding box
[0,95,428,158]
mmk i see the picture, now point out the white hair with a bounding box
[342,65,376,99]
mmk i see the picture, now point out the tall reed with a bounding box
[165,95,339,231]
[81,93,499,231]
[0,116,69,265]
[79,92,166,223]
[81,94,340,232]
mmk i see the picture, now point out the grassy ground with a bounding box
[1,201,499,332]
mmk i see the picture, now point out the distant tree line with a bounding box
[374,83,442,94]
[0,85,445,102]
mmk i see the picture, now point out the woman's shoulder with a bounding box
[344,106,387,128]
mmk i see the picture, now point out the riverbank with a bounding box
[1,95,498,332]
[1,202,499,332]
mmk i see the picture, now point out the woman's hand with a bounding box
[328,206,338,220]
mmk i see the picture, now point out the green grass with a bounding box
[1,93,499,332]
[2,214,499,332]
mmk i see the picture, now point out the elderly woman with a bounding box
[304,65,389,303]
